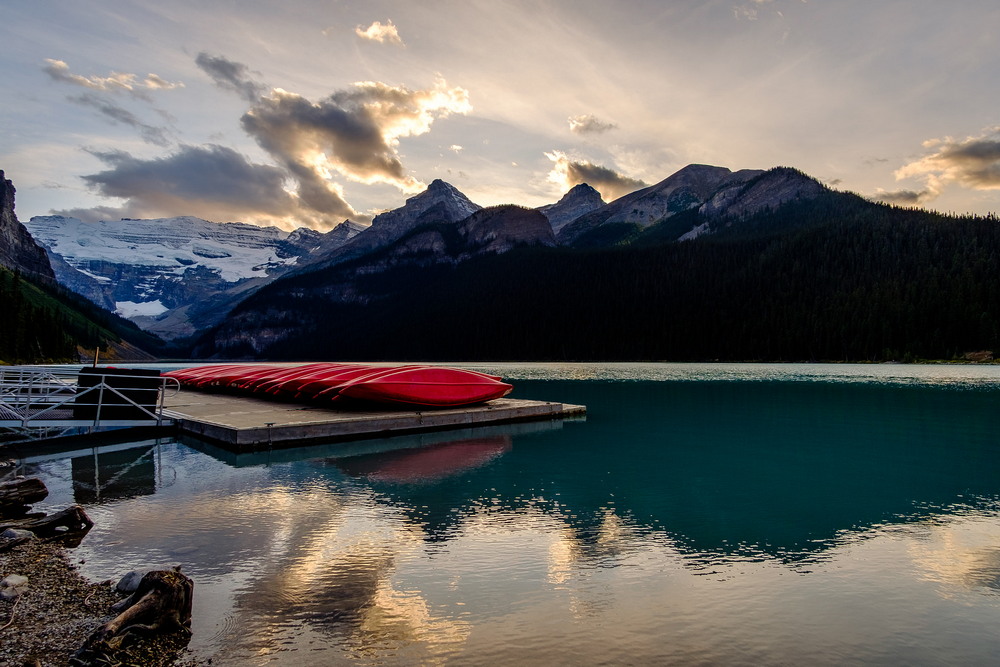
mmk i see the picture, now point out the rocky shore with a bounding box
[0,537,198,666]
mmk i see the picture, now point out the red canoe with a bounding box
[332,366,513,408]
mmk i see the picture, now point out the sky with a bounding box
[3,0,1000,231]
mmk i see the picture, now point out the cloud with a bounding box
[355,20,405,45]
[61,144,353,229]
[733,0,775,21]
[894,128,1000,199]
[42,58,183,99]
[871,188,934,206]
[449,145,463,153]
[568,114,617,135]
[241,79,471,201]
[195,52,268,103]
[68,93,171,146]
[545,150,647,200]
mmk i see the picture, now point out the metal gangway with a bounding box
[0,366,180,444]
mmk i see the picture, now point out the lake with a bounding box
[17,363,1000,665]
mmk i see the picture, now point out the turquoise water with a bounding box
[17,364,1000,665]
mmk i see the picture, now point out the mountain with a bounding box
[196,190,1000,362]
[537,183,605,234]
[557,165,825,246]
[195,204,556,357]
[0,170,56,283]
[294,179,482,273]
[25,215,364,339]
[0,171,162,362]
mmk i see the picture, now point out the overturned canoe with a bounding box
[164,363,513,409]
[333,366,513,408]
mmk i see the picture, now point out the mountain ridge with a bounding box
[25,214,365,338]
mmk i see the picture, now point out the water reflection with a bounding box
[71,446,157,504]
[335,436,512,484]
[13,376,1000,664]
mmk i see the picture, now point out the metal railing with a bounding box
[0,366,180,439]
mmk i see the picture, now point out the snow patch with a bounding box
[115,300,168,318]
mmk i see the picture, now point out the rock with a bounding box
[1,573,29,598]
[116,565,179,593]
[0,170,56,283]
[2,528,35,539]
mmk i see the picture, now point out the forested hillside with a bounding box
[0,267,164,364]
[194,192,1000,362]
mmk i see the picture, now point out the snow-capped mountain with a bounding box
[25,215,363,338]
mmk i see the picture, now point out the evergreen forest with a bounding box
[0,267,164,364]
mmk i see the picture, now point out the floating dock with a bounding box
[164,391,585,451]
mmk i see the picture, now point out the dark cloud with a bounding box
[547,151,647,200]
[240,80,470,196]
[568,114,617,135]
[61,144,352,229]
[932,137,1000,188]
[872,189,931,206]
[895,129,1000,197]
[69,93,171,146]
[195,52,268,103]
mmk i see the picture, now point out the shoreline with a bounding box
[0,538,199,666]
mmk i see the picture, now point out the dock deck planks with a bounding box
[164,391,585,451]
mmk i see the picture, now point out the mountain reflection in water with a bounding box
[13,372,1000,665]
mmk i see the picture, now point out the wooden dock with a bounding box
[164,391,585,451]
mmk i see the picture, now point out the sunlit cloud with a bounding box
[568,114,617,135]
[355,20,405,46]
[545,150,647,201]
[58,144,351,230]
[449,145,464,153]
[241,79,471,197]
[893,128,1000,202]
[42,58,183,99]
[195,52,267,102]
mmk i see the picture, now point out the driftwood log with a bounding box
[0,477,48,515]
[71,568,194,667]
[0,505,94,546]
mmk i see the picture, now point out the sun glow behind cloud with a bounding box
[241,79,472,216]
[7,0,1000,227]
[545,150,648,201]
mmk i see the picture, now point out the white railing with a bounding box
[0,366,180,434]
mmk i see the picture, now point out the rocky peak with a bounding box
[0,170,55,282]
[310,180,482,268]
[538,183,605,234]
[371,179,481,232]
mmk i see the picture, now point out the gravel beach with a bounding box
[0,538,196,666]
